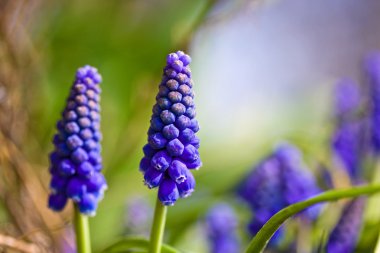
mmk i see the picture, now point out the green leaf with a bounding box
[101,237,180,253]
[245,184,380,253]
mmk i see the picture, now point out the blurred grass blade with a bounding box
[315,230,327,253]
[101,237,180,253]
[245,184,380,253]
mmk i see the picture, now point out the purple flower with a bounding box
[331,78,366,181]
[124,198,153,236]
[275,144,321,219]
[332,121,363,180]
[205,203,240,253]
[139,51,201,206]
[366,52,380,153]
[326,198,365,253]
[48,65,107,216]
[334,79,361,120]
[237,143,321,244]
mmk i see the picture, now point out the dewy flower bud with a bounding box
[48,65,107,216]
[139,51,201,205]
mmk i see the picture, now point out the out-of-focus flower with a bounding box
[366,53,380,154]
[331,78,365,181]
[275,144,321,219]
[48,65,107,216]
[205,203,240,253]
[237,143,321,244]
[124,197,153,236]
[139,51,201,206]
[333,79,361,121]
[332,121,363,180]
[326,198,365,253]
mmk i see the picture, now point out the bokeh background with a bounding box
[1,0,380,252]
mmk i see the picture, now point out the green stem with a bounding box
[245,184,380,253]
[149,198,167,253]
[74,205,91,253]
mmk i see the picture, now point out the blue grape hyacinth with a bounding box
[206,204,240,253]
[332,121,363,180]
[366,53,380,153]
[333,78,361,121]
[331,78,364,180]
[326,198,365,253]
[237,143,321,244]
[48,65,107,216]
[139,51,201,206]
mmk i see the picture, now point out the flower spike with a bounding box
[140,51,201,206]
[48,65,106,216]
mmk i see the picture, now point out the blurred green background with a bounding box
[1,0,380,252]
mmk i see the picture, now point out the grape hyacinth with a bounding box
[366,53,380,153]
[237,143,321,244]
[333,78,361,121]
[331,79,364,180]
[139,51,201,206]
[326,198,365,253]
[205,204,240,253]
[48,65,107,216]
[332,121,363,180]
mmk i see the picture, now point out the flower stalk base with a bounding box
[74,204,92,253]
[149,198,168,253]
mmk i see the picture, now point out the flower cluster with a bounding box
[205,203,240,253]
[331,79,364,180]
[139,51,201,206]
[237,143,320,244]
[366,53,380,153]
[332,121,363,180]
[48,65,107,216]
[326,198,365,253]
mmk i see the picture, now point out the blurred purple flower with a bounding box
[237,143,321,244]
[334,78,361,120]
[331,78,367,181]
[139,51,201,206]
[124,198,153,236]
[365,52,380,154]
[205,203,240,253]
[332,121,363,180]
[331,76,371,181]
[326,198,365,253]
[48,65,107,216]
